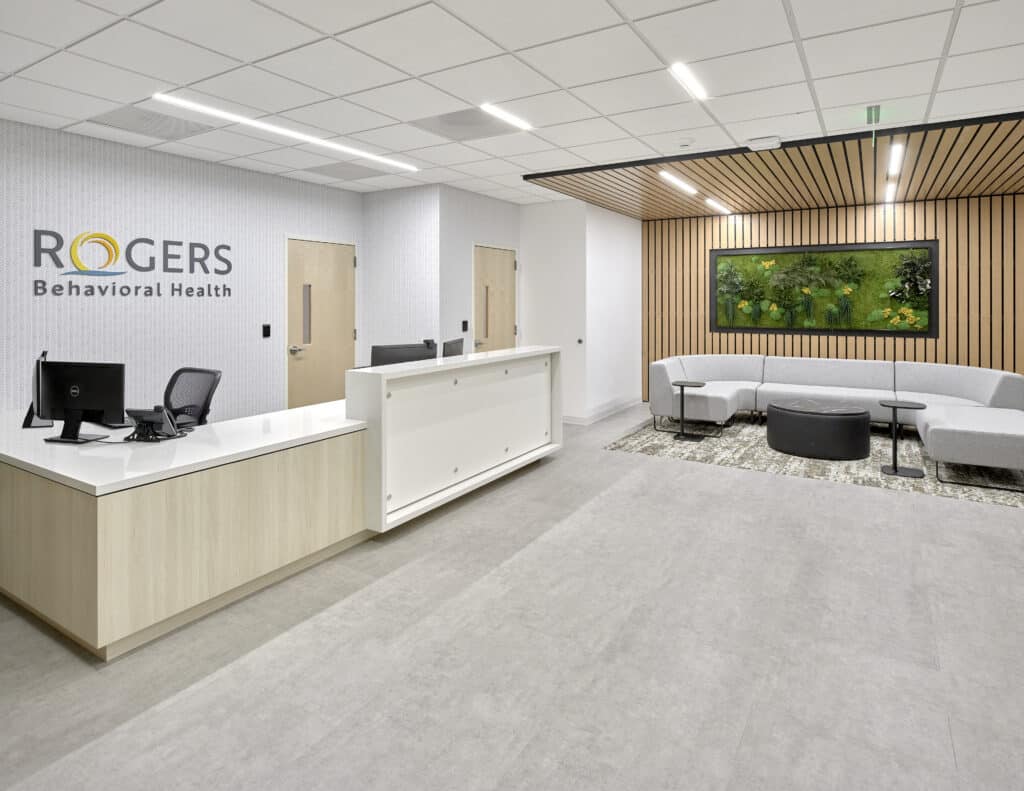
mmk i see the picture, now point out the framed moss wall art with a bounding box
[710,241,940,338]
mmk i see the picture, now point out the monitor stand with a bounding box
[22,403,53,428]
[45,411,108,444]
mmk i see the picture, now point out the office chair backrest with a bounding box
[164,367,222,425]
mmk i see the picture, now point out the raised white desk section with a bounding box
[346,345,562,532]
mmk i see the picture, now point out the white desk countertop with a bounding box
[353,345,560,379]
[0,401,365,496]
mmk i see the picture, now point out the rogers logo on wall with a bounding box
[31,229,234,299]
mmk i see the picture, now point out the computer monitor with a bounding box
[442,338,464,357]
[370,339,437,367]
[35,360,125,443]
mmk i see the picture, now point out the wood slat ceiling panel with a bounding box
[524,113,1024,220]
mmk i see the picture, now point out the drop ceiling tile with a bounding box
[467,132,555,156]
[177,129,279,156]
[704,82,814,123]
[304,160,390,180]
[477,187,531,203]
[64,121,164,146]
[727,110,822,143]
[252,147,337,169]
[292,135,389,162]
[0,76,119,120]
[152,140,233,161]
[0,32,52,73]
[450,177,503,194]
[571,71,683,115]
[351,123,450,151]
[283,169,340,184]
[20,52,171,104]
[931,80,1024,120]
[822,94,928,133]
[692,43,806,97]
[223,157,291,174]
[568,137,657,163]
[790,0,953,37]
[519,26,663,87]
[340,5,500,75]
[507,149,591,171]
[192,67,329,113]
[424,56,556,105]
[950,0,1024,54]
[258,39,404,96]
[408,167,468,183]
[346,80,470,122]
[330,180,381,192]
[637,0,792,62]
[356,174,422,190]
[135,0,319,62]
[71,21,239,84]
[941,45,1024,91]
[535,116,628,147]
[500,91,598,127]
[488,172,534,187]
[613,0,707,19]
[639,125,736,155]
[0,0,114,48]
[454,159,523,177]
[438,0,621,50]
[815,60,939,108]
[283,98,396,135]
[0,102,74,128]
[258,0,422,34]
[610,102,714,136]
[405,142,491,166]
[83,0,153,12]
[803,13,951,78]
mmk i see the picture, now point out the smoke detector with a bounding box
[745,135,782,151]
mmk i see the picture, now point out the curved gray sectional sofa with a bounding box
[649,354,1024,473]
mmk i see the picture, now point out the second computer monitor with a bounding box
[370,340,437,367]
[442,338,464,357]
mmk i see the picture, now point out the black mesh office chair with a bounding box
[164,368,222,428]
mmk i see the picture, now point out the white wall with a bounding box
[585,205,642,419]
[0,119,362,420]
[438,186,519,346]
[518,200,588,420]
[360,185,440,360]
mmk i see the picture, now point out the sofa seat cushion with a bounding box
[920,406,1024,470]
[895,391,983,436]
[756,383,895,422]
[677,381,759,423]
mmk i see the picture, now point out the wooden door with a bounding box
[473,245,517,352]
[287,239,355,407]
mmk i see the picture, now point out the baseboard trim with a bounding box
[564,398,642,426]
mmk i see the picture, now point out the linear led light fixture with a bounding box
[668,62,708,101]
[887,142,904,176]
[884,181,897,202]
[659,170,697,195]
[152,93,418,172]
[480,102,532,131]
[705,197,730,214]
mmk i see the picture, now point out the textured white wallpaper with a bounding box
[0,119,363,420]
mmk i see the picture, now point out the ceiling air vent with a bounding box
[89,106,215,141]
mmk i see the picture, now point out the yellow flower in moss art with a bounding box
[761,259,776,269]
[882,307,892,317]
[899,307,912,315]
[737,300,748,309]
[801,287,811,295]
[769,303,778,312]
[907,316,918,325]
[890,316,901,325]
[842,286,853,295]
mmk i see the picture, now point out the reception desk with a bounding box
[0,402,367,659]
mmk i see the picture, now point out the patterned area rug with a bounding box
[606,418,1024,509]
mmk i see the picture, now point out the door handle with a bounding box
[288,345,304,355]
[474,340,484,348]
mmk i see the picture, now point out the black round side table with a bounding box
[879,399,926,478]
[671,380,706,442]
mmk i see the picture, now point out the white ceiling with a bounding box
[0,0,1021,205]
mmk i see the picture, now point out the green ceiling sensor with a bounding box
[867,104,881,146]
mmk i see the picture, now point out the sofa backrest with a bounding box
[648,357,687,415]
[680,354,765,383]
[763,356,894,390]
[895,361,1024,408]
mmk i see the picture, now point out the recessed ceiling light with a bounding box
[884,181,897,202]
[668,62,708,102]
[480,103,532,131]
[705,197,730,214]
[887,142,904,176]
[151,93,418,172]
[659,170,697,195]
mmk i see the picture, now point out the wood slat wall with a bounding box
[641,196,1024,399]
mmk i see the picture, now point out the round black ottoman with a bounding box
[766,400,871,460]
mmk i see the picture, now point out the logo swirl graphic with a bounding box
[66,232,123,276]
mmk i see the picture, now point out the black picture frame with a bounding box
[709,240,940,339]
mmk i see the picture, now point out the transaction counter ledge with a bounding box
[0,401,367,660]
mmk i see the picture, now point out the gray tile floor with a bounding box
[1,404,1023,790]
